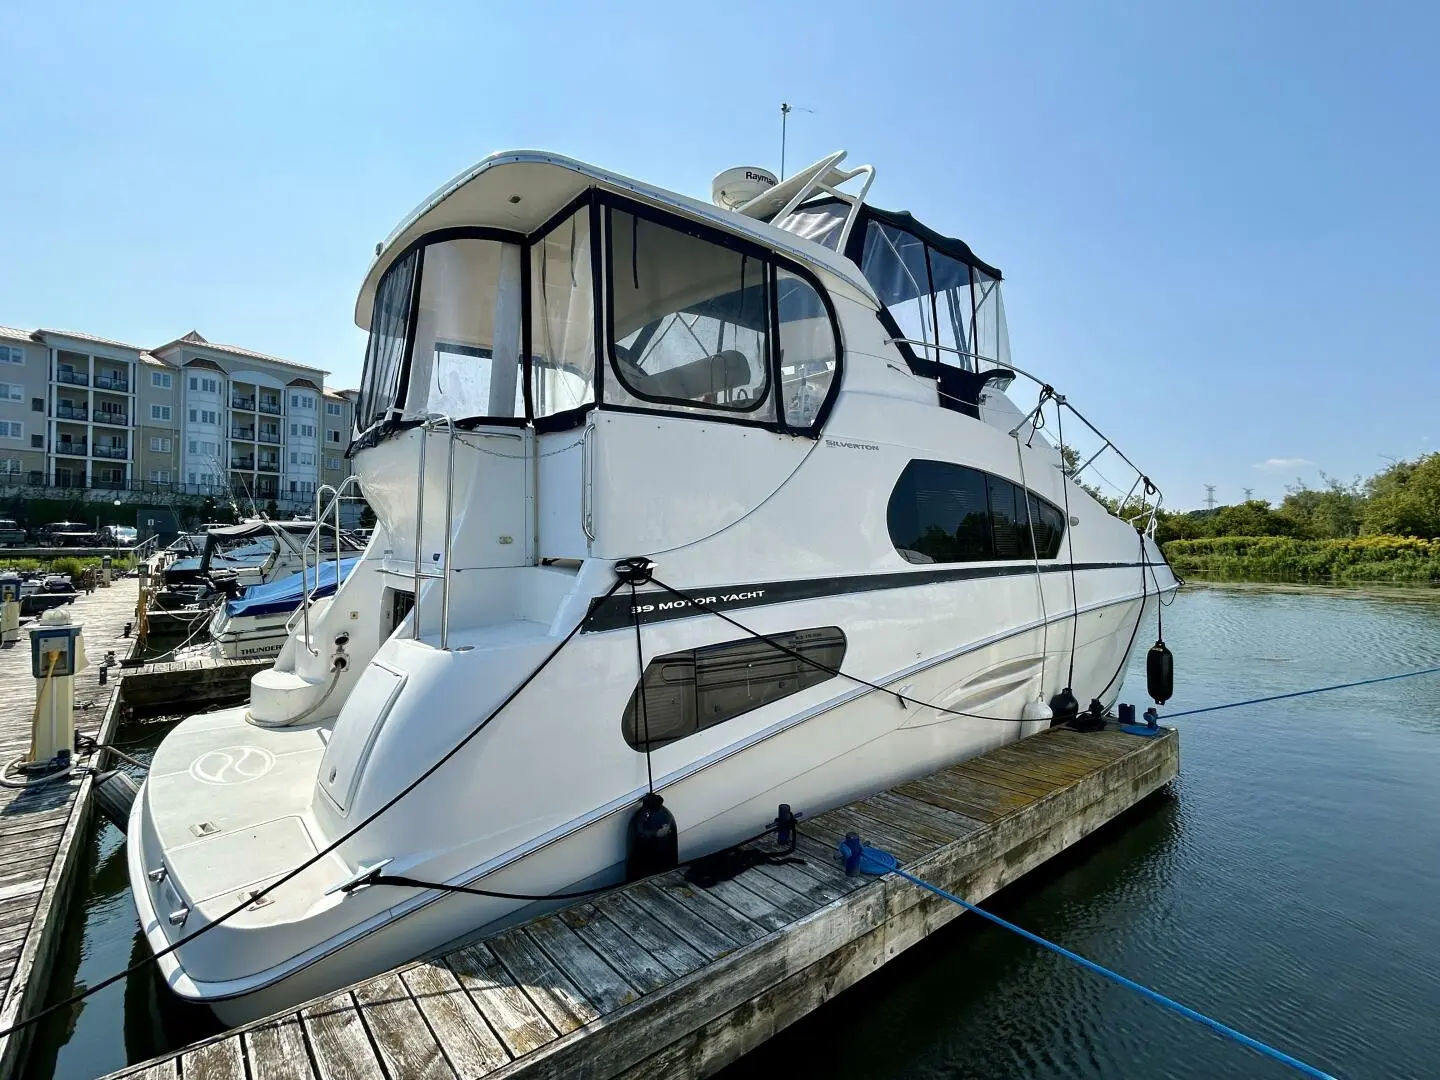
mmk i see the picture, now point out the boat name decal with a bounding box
[629,589,765,617]
[825,439,879,451]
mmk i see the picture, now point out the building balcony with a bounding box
[92,411,129,427]
[51,473,86,489]
[54,404,88,421]
[231,396,257,411]
[231,426,256,440]
[232,456,256,470]
[90,475,126,490]
[55,369,89,386]
[258,431,280,444]
[94,373,130,392]
[55,441,88,457]
[93,444,128,460]
[258,458,280,472]
[258,399,282,415]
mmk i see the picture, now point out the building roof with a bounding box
[37,328,146,353]
[153,330,326,374]
[323,387,357,400]
[182,357,226,372]
[0,326,35,345]
[138,351,169,368]
[287,377,322,391]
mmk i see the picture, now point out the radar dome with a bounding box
[712,166,778,210]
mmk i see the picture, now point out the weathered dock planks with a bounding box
[102,722,1178,1080]
[0,579,142,1080]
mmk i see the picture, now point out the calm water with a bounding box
[31,585,1440,1079]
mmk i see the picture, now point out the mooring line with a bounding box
[841,840,1339,1080]
[1160,664,1440,720]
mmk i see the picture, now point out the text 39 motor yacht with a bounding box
[129,150,1179,1024]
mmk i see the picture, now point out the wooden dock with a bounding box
[103,723,1178,1080]
[0,578,142,1080]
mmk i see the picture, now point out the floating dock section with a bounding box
[0,580,139,1079]
[104,723,1178,1080]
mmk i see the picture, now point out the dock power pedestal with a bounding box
[28,609,87,765]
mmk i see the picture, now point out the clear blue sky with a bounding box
[3,0,1437,509]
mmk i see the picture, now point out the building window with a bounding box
[151,405,172,421]
[187,471,197,484]
[0,383,21,402]
[886,459,1066,564]
[291,392,315,410]
[188,375,218,392]
[30,397,43,412]
[326,429,340,443]
[0,346,23,365]
[151,371,172,389]
[326,402,343,416]
[0,422,21,439]
[150,436,171,453]
[1,458,20,474]
[30,434,42,449]
[189,376,197,391]
[150,469,171,483]
[325,456,341,470]
[621,627,846,752]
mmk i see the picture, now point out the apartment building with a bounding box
[0,325,359,511]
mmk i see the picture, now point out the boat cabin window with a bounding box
[607,208,774,420]
[530,206,597,425]
[887,459,1065,564]
[358,247,419,432]
[777,270,837,429]
[622,627,846,752]
[858,219,1009,374]
[409,239,525,421]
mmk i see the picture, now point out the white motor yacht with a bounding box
[129,149,1179,1025]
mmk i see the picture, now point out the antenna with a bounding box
[779,102,814,180]
[1203,484,1217,510]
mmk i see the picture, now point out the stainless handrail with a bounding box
[412,426,427,641]
[884,336,1164,532]
[436,415,456,651]
[291,473,364,652]
[580,422,596,542]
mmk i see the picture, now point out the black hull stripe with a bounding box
[582,561,1169,632]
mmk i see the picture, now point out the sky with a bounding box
[2,0,1437,510]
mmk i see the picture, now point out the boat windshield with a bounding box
[776,200,1010,374]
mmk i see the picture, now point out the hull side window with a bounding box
[888,459,1065,564]
[622,627,846,752]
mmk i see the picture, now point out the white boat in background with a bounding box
[155,521,364,605]
[173,557,362,662]
[129,149,1178,1024]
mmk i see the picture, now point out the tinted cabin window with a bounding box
[622,627,846,752]
[887,459,1065,564]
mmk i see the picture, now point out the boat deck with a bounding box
[0,578,140,1077]
[105,722,1178,1080]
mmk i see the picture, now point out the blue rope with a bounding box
[850,844,1338,1080]
[1161,664,1440,720]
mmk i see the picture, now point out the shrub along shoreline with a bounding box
[1162,536,1440,583]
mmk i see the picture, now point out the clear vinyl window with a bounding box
[530,207,597,422]
[358,247,419,432]
[607,208,774,420]
[622,627,847,751]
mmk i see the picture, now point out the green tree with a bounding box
[1361,453,1440,537]
[1209,499,1298,537]
[1278,474,1364,538]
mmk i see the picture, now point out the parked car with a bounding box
[44,522,102,547]
[0,519,26,547]
[102,525,138,547]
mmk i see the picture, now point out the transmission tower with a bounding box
[1203,484,1217,510]
[1242,487,1254,502]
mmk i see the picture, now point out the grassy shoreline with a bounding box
[1162,536,1440,584]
